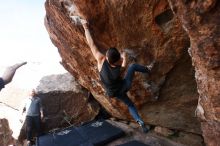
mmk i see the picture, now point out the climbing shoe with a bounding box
[137,120,150,133]
[146,60,156,71]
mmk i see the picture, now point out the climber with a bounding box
[79,18,154,133]
[0,61,27,91]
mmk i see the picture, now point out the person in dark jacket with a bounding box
[80,18,153,133]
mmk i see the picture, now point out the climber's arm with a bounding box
[82,23,105,64]
[121,51,127,68]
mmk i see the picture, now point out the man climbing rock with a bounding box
[78,17,154,133]
[0,61,27,91]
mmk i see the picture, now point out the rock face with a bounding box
[107,120,204,146]
[36,73,100,129]
[106,120,185,146]
[0,118,14,146]
[167,0,220,145]
[44,0,200,134]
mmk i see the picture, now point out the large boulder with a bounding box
[44,0,200,134]
[36,73,100,130]
[167,0,220,145]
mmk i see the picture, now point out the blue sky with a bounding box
[0,0,66,88]
[0,0,61,65]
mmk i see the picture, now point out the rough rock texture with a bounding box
[0,119,14,146]
[167,0,220,145]
[140,50,201,134]
[44,0,201,134]
[36,73,100,129]
[154,126,174,137]
[107,120,204,146]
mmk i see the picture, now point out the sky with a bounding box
[0,0,66,88]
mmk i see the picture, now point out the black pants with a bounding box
[26,116,41,141]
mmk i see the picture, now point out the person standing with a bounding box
[22,89,43,146]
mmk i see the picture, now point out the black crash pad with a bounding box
[76,120,125,146]
[36,126,93,146]
[117,140,150,146]
[37,120,124,146]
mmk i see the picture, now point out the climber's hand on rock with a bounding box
[80,18,88,25]
[121,51,126,59]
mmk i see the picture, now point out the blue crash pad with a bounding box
[37,126,93,146]
[37,120,124,146]
[76,120,125,146]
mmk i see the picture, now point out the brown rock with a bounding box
[167,0,220,145]
[108,120,203,146]
[44,0,200,135]
[141,51,201,134]
[154,126,174,137]
[36,73,100,129]
[0,119,14,146]
[169,131,204,146]
[107,120,185,146]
